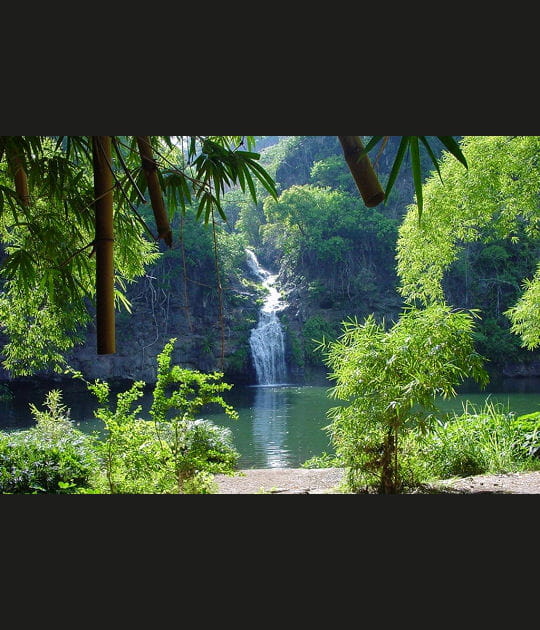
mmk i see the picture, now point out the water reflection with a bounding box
[5,377,540,469]
[250,385,291,468]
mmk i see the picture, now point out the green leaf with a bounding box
[234,150,261,160]
[419,136,443,184]
[115,288,133,313]
[359,136,385,159]
[245,158,278,199]
[436,136,468,168]
[384,137,410,200]
[409,137,423,219]
[244,169,257,203]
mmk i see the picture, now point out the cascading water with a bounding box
[246,249,287,385]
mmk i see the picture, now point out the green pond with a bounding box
[2,377,540,468]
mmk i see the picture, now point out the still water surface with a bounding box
[2,377,540,468]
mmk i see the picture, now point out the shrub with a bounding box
[0,390,99,494]
[71,338,240,494]
[148,338,240,493]
[509,411,540,459]
[319,304,488,493]
[422,400,527,479]
[151,418,239,493]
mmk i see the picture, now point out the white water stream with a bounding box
[246,249,287,385]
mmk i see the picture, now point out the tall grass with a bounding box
[421,398,540,481]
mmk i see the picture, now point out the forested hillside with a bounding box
[246,136,540,381]
[1,136,539,385]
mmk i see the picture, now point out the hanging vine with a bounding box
[211,206,226,370]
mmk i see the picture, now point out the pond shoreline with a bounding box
[213,468,540,494]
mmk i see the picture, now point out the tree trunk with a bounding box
[380,427,398,494]
[135,136,172,247]
[91,136,116,355]
[338,136,385,208]
[4,139,30,206]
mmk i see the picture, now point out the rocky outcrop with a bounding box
[502,361,540,378]
[1,260,263,386]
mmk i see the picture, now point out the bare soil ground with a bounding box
[213,467,540,494]
[426,469,540,494]
[214,467,346,494]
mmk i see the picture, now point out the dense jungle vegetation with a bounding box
[1,135,539,383]
[3,135,540,494]
[190,135,540,381]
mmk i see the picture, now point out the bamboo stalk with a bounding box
[338,136,385,207]
[91,136,116,355]
[135,136,172,247]
[4,139,30,206]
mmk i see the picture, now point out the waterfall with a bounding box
[246,249,287,385]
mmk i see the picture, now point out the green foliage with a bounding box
[421,401,537,479]
[509,411,540,459]
[301,452,343,469]
[472,317,523,367]
[84,378,163,494]
[185,137,277,222]
[215,229,250,287]
[0,163,160,374]
[262,184,398,298]
[71,338,240,494]
[506,269,540,350]
[320,303,488,493]
[0,390,99,494]
[148,338,239,492]
[302,315,338,366]
[0,136,276,376]
[363,136,468,219]
[273,136,342,190]
[310,155,357,193]
[440,237,539,367]
[397,135,540,352]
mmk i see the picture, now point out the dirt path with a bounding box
[213,468,540,494]
[427,470,540,494]
[214,467,346,494]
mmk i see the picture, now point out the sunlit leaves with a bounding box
[0,135,276,374]
[189,138,278,223]
[436,136,468,167]
[397,135,540,349]
[0,188,158,374]
[323,304,487,413]
[320,303,488,490]
[363,136,468,219]
[505,266,540,350]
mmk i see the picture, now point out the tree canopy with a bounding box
[0,135,467,376]
[0,136,278,372]
[397,135,540,350]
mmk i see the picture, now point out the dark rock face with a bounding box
[69,279,261,384]
[502,361,540,378]
[0,263,262,386]
[276,266,404,383]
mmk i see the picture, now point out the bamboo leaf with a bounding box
[409,137,423,219]
[244,169,257,202]
[384,137,410,200]
[245,159,278,199]
[112,136,146,203]
[216,203,228,222]
[234,150,261,160]
[115,287,133,313]
[419,136,444,184]
[359,136,385,159]
[235,160,246,193]
[436,136,468,168]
